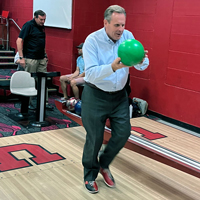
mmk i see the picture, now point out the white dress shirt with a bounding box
[83,28,149,92]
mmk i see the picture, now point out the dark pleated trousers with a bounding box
[81,84,131,181]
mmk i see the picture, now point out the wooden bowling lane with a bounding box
[0,127,200,200]
[55,99,200,178]
[130,117,200,162]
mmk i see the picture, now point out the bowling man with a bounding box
[81,5,149,193]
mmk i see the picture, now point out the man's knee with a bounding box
[59,76,63,82]
[70,79,77,87]
[60,75,66,83]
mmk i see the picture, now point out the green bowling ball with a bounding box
[118,39,145,66]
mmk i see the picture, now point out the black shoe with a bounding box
[84,181,99,194]
[46,104,54,110]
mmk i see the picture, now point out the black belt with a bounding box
[85,82,121,94]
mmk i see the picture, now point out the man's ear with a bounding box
[104,19,108,27]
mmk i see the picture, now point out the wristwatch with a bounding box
[19,56,23,59]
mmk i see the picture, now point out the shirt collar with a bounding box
[32,18,45,29]
[102,28,115,44]
[32,18,37,25]
[102,27,121,45]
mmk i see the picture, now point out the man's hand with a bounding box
[139,50,148,64]
[144,50,148,58]
[19,58,26,68]
[111,57,130,72]
[44,53,48,63]
[44,57,48,63]
[68,76,74,81]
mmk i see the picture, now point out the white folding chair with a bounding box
[10,71,37,115]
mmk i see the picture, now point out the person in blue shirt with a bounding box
[60,43,85,100]
[81,5,149,193]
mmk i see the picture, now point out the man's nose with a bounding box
[118,25,124,31]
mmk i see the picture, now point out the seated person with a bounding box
[60,43,85,100]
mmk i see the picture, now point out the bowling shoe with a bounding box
[100,168,115,188]
[84,181,99,194]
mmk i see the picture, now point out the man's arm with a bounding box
[71,67,80,78]
[83,30,135,83]
[77,71,85,78]
[16,38,23,57]
[16,37,25,68]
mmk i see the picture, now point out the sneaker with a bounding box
[100,168,115,188]
[84,181,99,194]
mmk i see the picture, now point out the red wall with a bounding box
[1,0,200,128]
[1,0,109,93]
[111,0,200,128]
[1,0,75,91]
[72,0,109,81]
